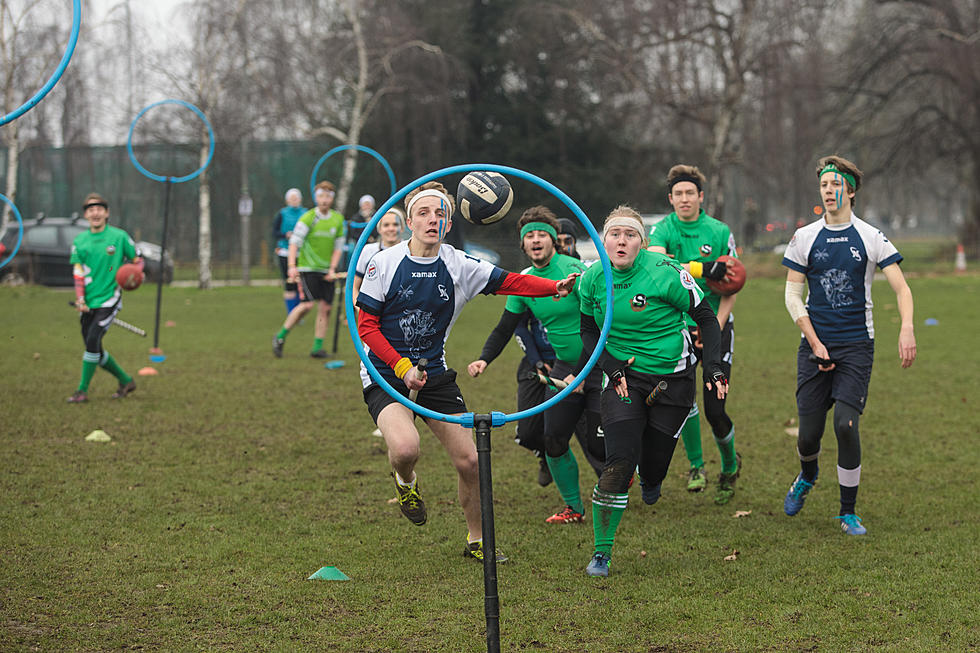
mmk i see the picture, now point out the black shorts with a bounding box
[796,339,874,415]
[599,368,695,435]
[363,369,468,424]
[514,357,549,451]
[547,360,602,410]
[277,256,297,291]
[298,271,335,303]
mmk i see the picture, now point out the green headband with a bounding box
[818,164,856,190]
[519,222,558,242]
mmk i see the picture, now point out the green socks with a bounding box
[545,449,583,513]
[276,327,289,340]
[591,486,628,555]
[716,427,738,474]
[312,337,324,352]
[99,351,131,384]
[78,352,99,392]
[680,404,703,469]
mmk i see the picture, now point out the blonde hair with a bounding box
[602,205,647,245]
[383,206,406,230]
[404,181,455,218]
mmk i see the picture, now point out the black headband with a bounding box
[83,201,108,210]
[668,174,703,193]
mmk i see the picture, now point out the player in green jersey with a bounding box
[67,193,143,403]
[272,181,346,359]
[577,206,728,577]
[648,164,742,504]
[468,207,603,524]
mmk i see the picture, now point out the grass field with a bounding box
[1,256,978,651]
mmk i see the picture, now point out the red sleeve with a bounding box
[495,272,559,297]
[357,309,404,371]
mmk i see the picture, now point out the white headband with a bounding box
[602,216,646,243]
[406,189,452,217]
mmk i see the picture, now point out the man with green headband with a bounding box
[781,155,916,536]
[468,206,604,525]
[648,164,742,505]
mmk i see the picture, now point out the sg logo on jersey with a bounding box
[631,294,647,312]
[700,244,712,256]
[438,284,450,302]
[106,245,116,255]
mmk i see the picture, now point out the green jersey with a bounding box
[578,249,704,375]
[504,253,587,363]
[70,226,138,308]
[291,208,345,272]
[649,210,737,325]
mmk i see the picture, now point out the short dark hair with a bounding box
[82,192,108,210]
[667,165,706,194]
[517,205,559,233]
[816,155,862,195]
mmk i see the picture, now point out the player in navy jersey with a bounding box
[781,155,916,536]
[355,181,578,562]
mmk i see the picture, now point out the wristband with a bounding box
[393,357,413,379]
[688,261,703,278]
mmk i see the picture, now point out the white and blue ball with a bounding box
[456,171,514,225]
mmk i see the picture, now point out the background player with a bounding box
[355,182,577,562]
[468,206,603,525]
[351,206,405,305]
[648,164,741,504]
[67,193,143,403]
[272,181,345,359]
[781,155,916,536]
[577,206,727,576]
[272,188,306,315]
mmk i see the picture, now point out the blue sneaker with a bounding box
[639,479,661,505]
[783,474,815,516]
[837,514,867,535]
[585,552,611,577]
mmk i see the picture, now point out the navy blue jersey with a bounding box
[356,242,506,386]
[782,214,902,342]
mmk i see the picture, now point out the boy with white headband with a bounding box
[781,155,916,536]
[356,182,578,562]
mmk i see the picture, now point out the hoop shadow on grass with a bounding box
[126,99,215,183]
[343,163,614,428]
[309,144,398,201]
[0,0,81,126]
[0,194,24,270]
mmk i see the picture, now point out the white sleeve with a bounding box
[782,229,810,271]
[356,255,389,311]
[289,220,309,248]
[443,246,499,302]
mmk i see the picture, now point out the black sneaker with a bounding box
[464,540,508,563]
[537,457,553,487]
[310,349,330,359]
[392,473,427,525]
[714,452,743,505]
[111,380,136,399]
[272,336,284,358]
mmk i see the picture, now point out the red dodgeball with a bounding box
[116,263,144,291]
[705,255,746,296]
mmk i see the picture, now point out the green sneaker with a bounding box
[392,473,426,525]
[463,540,508,563]
[713,453,742,505]
[686,465,707,492]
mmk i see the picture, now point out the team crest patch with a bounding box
[106,245,116,255]
[700,244,712,256]
[366,263,377,279]
[631,294,647,312]
[679,269,698,291]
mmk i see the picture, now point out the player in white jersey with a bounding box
[356,181,578,562]
[781,155,916,536]
[352,206,405,306]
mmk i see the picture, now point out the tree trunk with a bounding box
[197,138,212,289]
[2,129,19,231]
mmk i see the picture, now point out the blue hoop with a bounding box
[344,164,614,427]
[126,99,215,183]
[0,0,80,126]
[0,194,24,270]
[309,144,397,202]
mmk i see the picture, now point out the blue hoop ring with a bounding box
[309,144,397,201]
[0,0,80,126]
[344,164,614,428]
[126,99,215,183]
[0,194,24,270]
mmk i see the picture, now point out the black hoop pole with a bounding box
[152,179,172,349]
[332,284,343,353]
[474,414,500,653]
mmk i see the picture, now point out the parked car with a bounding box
[0,215,173,286]
[575,214,667,262]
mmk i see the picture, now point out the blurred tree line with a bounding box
[2,0,977,281]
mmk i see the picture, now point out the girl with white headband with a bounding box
[351,206,405,306]
[355,181,579,563]
[574,205,729,577]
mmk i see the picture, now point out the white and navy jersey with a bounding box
[354,241,392,278]
[356,241,507,387]
[782,214,902,342]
